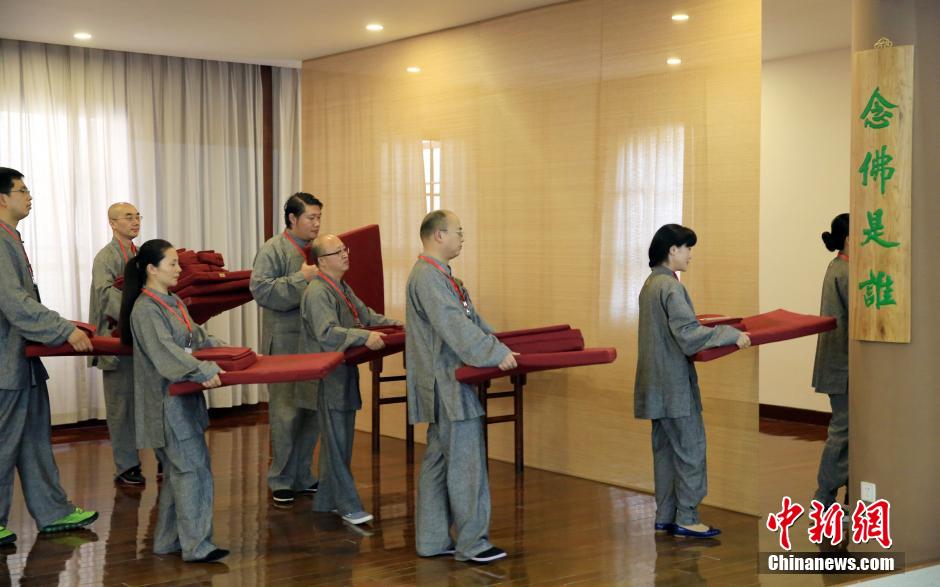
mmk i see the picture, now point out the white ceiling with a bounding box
[763,0,851,61]
[0,0,852,67]
[0,0,565,67]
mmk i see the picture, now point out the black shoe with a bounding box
[116,467,145,486]
[191,548,229,563]
[272,489,295,504]
[673,524,721,538]
[299,482,319,495]
[470,547,507,563]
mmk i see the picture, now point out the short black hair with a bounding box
[420,210,450,241]
[0,167,24,195]
[822,213,849,252]
[648,223,697,268]
[284,192,323,228]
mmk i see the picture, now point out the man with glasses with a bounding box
[0,167,98,546]
[406,210,517,563]
[250,192,323,505]
[89,203,150,486]
[298,234,399,525]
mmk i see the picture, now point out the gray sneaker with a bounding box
[338,510,373,525]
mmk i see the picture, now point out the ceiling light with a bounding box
[666,57,682,65]
[406,66,421,73]
[672,14,689,21]
[366,23,384,31]
[73,32,92,40]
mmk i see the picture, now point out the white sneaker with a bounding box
[339,511,373,525]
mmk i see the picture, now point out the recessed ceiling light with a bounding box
[406,66,421,73]
[74,32,92,40]
[366,23,384,31]
[672,14,689,21]
[666,57,682,65]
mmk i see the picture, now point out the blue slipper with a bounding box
[673,525,721,538]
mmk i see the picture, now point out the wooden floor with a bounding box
[2,407,759,586]
[0,409,887,586]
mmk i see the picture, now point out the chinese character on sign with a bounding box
[766,496,805,551]
[859,87,898,129]
[859,270,897,309]
[858,145,896,195]
[862,208,901,248]
[807,500,845,546]
[851,499,893,548]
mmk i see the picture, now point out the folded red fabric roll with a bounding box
[343,331,407,365]
[192,347,257,371]
[494,324,572,340]
[25,336,132,358]
[177,250,199,266]
[184,263,213,273]
[692,308,837,362]
[175,278,251,299]
[182,291,254,324]
[697,314,744,327]
[338,224,385,314]
[69,321,97,336]
[456,348,617,384]
[187,270,253,284]
[169,352,345,395]
[504,330,585,354]
[197,251,225,266]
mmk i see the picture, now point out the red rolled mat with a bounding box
[169,352,345,395]
[26,336,131,358]
[70,321,97,336]
[343,331,407,365]
[182,291,254,324]
[692,308,837,362]
[184,264,213,273]
[338,224,385,314]
[504,331,585,354]
[456,348,618,385]
[197,251,225,266]
[187,270,253,284]
[175,278,251,298]
[494,324,572,340]
[697,314,744,327]
[499,329,583,349]
[191,347,257,371]
[177,250,199,266]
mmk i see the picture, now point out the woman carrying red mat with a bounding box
[634,224,750,539]
[811,214,850,509]
[118,239,228,563]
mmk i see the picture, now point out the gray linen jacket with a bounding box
[89,238,133,370]
[812,256,848,395]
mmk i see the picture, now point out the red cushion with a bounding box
[192,347,257,371]
[186,270,253,284]
[494,324,572,340]
[456,348,617,384]
[25,336,132,358]
[184,263,212,273]
[177,250,199,266]
[338,225,384,314]
[169,352,345,395]
[197,251,225,266]
[175,278,251,298]
[693,309,837,362]
[182,291,254,324]
[343,331,407,365]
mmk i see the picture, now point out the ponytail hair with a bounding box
[821,213,849,252]
[119,239,175,345]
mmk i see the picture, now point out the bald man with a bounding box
[406,210,516,563]
[89,202,147,485]
[298,234,400,525]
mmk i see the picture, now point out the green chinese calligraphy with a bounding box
[858,145,895,195]
[859,87,898,129]
[858,270,897,309]
[861,208,900,248]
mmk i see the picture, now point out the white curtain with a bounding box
[0,39,300,422]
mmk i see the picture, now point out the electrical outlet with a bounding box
[860,481,876,503]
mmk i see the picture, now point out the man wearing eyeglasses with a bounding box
[0,167,98,546]
[89,203,149,486]
[297,234,400,525]
[406,210,517,564]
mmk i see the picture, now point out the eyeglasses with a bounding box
[319,246,350,258]
[111,214,143,222]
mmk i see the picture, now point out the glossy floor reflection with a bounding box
[3,408,760,586]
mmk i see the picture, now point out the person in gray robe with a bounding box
[250,193,323,504]
[406,210,516,564]
[634,224,749,539]
[0,167,98,546]
[811,213,850,508]
[298,234,400,525]
[89,202,146,485]
[122,239,228,563]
